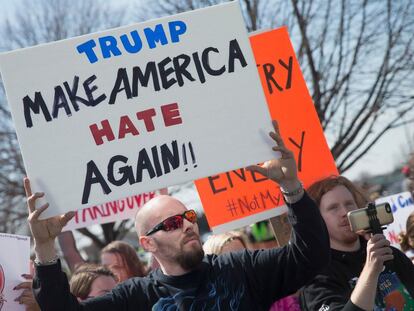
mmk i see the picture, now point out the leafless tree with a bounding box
[0,0,125,51]
[0,0,127,247]
[291,0,414,172]
[2,0,414,247]
[142,0,414,173]
[137,0,293,31]
[0,79,26,233]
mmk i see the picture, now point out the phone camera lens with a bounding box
[385,203,391,213]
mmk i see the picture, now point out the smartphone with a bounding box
[347,203,393,232]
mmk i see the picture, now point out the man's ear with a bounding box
[139,235,157,253]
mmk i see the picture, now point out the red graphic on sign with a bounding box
[0,264,5,310]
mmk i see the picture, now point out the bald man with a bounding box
[135,195,205,276]
[29,121,330,311]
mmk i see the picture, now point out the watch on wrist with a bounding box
[34,256,59,266]
[280,182,304,196]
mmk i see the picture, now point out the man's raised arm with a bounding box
[245,120,330,302]
[25,179,116,311]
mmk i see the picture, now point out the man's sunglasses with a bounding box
[145,210,197,236]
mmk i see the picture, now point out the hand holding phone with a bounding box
[365,234,394,274]
[347,202,393,234]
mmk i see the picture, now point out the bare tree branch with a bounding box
[0,0,127,245]
[77,228,105,249]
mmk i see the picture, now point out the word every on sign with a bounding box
[77,21,188,64]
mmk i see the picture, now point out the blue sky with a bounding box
[342,124,413,180]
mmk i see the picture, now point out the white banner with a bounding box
[63,192,156,231]
[0,2,273,218]
[376,192,414,249]
[0,233,30,311]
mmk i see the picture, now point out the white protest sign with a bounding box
[0,233,30,311]
[0,1,274,219]
[376,192,414,249]
[63,192,156,231]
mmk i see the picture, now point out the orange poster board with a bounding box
[195,27,338,233]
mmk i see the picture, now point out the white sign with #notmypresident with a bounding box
[0,1,274,219]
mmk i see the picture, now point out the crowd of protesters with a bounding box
[12,124,414,311]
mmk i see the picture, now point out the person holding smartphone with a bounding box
[300,176,414,311]
[29,120,330,311]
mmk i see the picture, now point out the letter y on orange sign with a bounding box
[195,27,338,233]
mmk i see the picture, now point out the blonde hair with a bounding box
[203,231,247,255]
[69,263,115,300]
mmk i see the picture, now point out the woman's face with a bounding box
[87,275,116,299]
[408,235,414,249]
[101,252,129,283]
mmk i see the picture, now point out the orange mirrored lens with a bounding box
[184,210,197,223]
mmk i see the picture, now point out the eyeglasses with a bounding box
[145,210,197,236]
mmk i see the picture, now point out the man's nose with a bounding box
[182,218,195,232]
[339,205,350,216]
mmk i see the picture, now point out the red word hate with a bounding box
[89,102,182,146]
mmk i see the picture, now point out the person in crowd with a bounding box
[28,120,330,310]
[399,212,414,263]
[101,240,147,282]
[401,165,411,192]
[58,231,86,272]
[300,175,414,311]
[408,154,414,195]
[69,263,117,301]
[13,260,40,311]
[202,231,248,254]
[58,230,147,282]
